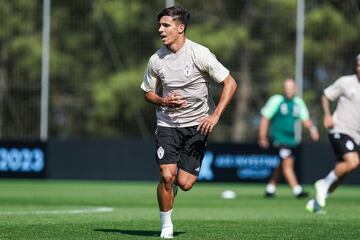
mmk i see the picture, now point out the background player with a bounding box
[306,54,360,212]
[259,78,319,198]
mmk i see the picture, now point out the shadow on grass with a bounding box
[94,229,185,237]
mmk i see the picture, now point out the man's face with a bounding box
[283,79,296,99]
[357,60,360,77]
[158,16,184,46]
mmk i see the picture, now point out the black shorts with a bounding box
[155,126,208,176]
[328,132,360,161]
[271,144,298,160]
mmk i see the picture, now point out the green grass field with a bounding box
[0,180,359,239]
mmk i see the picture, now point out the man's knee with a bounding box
[159,164,177,188]
[159,175,176,190]
[177,179,195,191]
[344,153,360,171]
[347,158,359,170]
[176,169,198,191]
[282,159,294,170]
[178,182,193,191]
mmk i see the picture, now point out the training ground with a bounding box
[0,180,359,239]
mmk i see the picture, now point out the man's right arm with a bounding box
[144,91,165,106]
[144,91,187,108]
[321,94,333,129]
[258,116,270,148]
[258,95,282,148]
[142,56,187,108]
[322,77,345,129]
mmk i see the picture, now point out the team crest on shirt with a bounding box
[280,103,288,115]
[184,64,194,78]
[157,146,165,159]
[292,105,299,117]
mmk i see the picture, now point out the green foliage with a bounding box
[265,55,295,94]
[305,4,358,63]
[1,0,41,81]
[188,24,248,61]
[92,0,143,32]
[0,0,39,38]
[93,64,147,121]
[9,36,42,81]
[1,0,359,139]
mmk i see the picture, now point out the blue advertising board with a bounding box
[198,143,284,182]
[0,141,46,178]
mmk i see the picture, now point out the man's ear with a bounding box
[177,23,185,34]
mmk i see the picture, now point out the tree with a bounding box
[0,0,42,138]
[1,0,359,141]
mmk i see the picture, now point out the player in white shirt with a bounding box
[141,6,237,238]
[306,54,360,213]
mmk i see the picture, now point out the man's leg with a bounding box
[306,173,348,213]
[328,173,347,193]
[265,166,281,197]
[175,126,206,192]
[282,156,307,198]
[315,152,359,207]
[176,169,197,191]
[158,164,177,239]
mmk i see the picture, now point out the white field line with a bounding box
[0,207,114,215]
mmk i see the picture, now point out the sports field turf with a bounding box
[0,180,359,239]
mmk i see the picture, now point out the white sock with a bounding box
[292,185,302,195]
[266,184,276,194]
[160,209,173,229]
[323,170,337,188]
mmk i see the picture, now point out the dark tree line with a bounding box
[1,0,359,141]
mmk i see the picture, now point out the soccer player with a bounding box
[141,6,237,239]
[259,78,319,199]
[307,54,360,212]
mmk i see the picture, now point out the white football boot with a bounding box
[160,225,173,239]
[315,180,328,207]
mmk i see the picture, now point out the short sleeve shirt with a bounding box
[324,75,360,144]
[141,39,230,127]
[261,94,310,146]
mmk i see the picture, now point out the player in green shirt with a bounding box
[258,79,319,198]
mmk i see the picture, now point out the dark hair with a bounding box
[157,6,190,30]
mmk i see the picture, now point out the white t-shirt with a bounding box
[324,74,360,144]
[141,39,230,127]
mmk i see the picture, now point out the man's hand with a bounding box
[309,126,320,141]
[162,91,187,108]
[258,117,270,149]
[197,114,220,135]
[258,137,269,149]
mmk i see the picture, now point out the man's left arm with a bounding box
[197,75,237,134]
